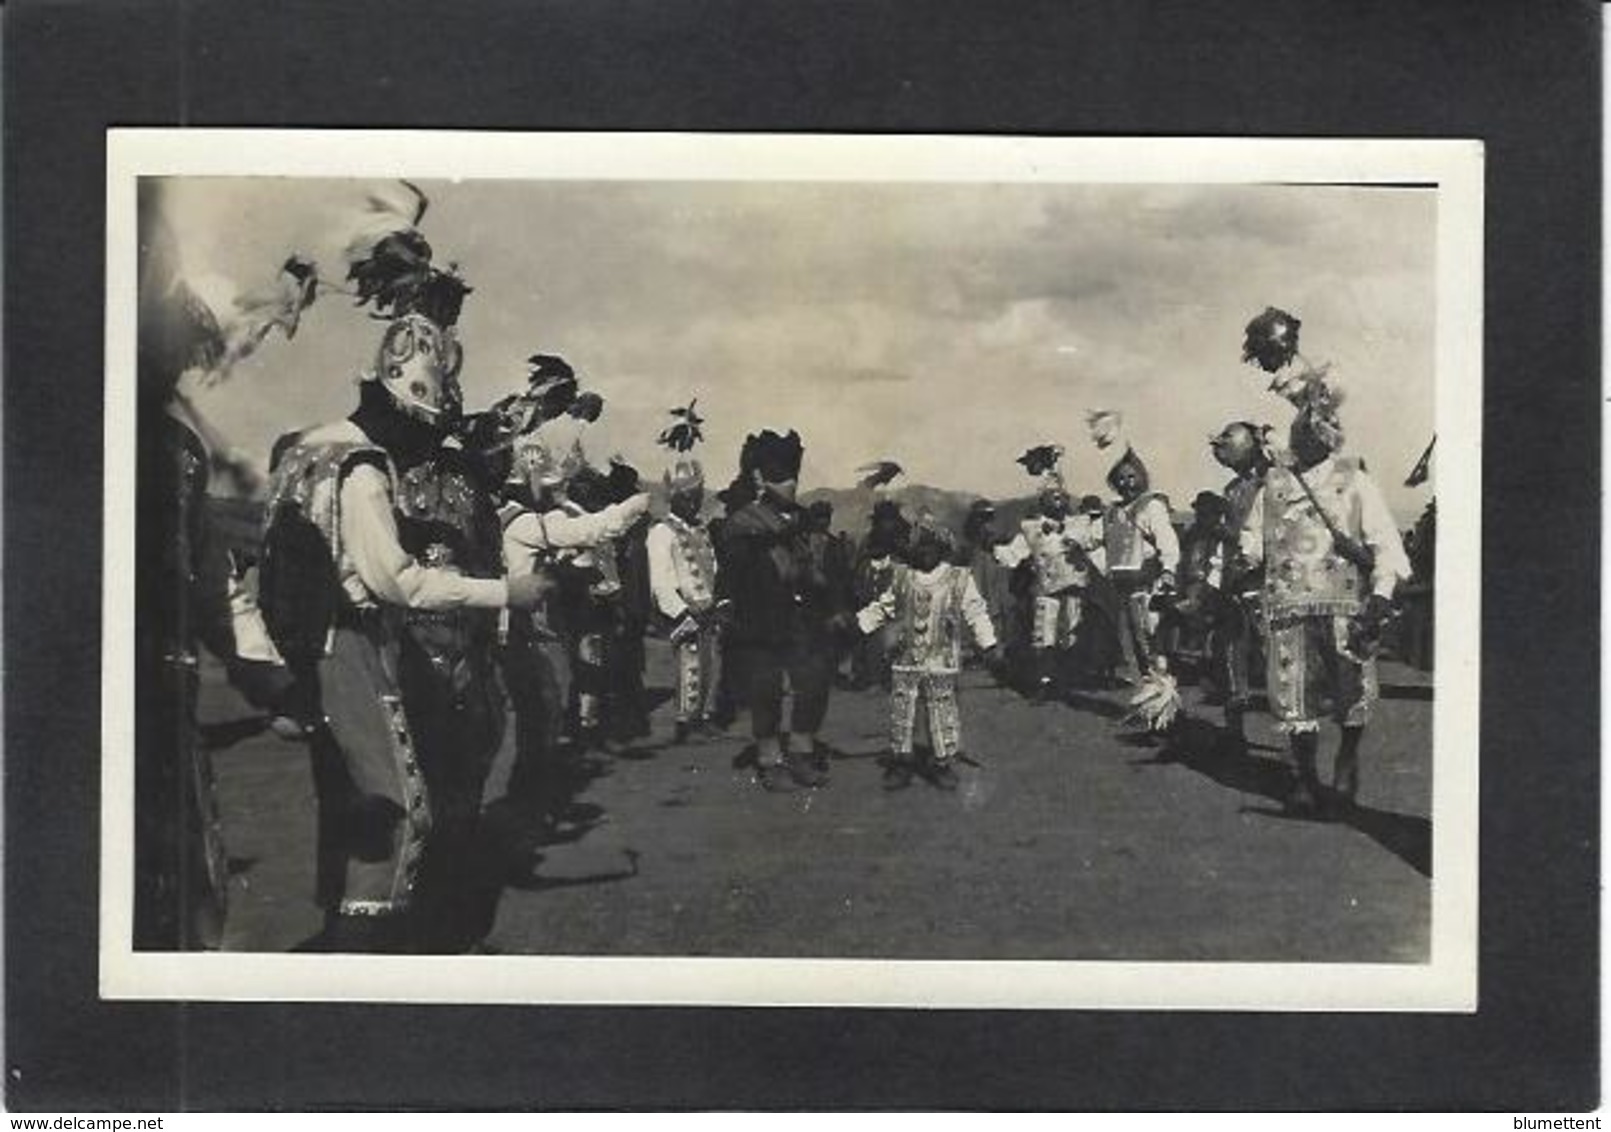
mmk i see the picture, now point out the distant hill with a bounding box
[799,483,994,542]
[206,481,1219,565]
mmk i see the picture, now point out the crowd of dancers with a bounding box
[134,182,1420,954]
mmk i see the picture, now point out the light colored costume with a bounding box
[500,480,649,746]
[858,562,997,762]
[647,508,723,726]
[1239,456,1410,732]
[994,513,1095,650]
[1102,489,1179,671]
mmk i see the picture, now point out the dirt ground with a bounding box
[202,642,1431,962]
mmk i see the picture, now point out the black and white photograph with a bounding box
[104,130,1481,1009]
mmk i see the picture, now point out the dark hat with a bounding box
[1078,494,1105,514]
[741,429,804,483]
[1106,446,1151,494]
[606,457,641,502]
[1191,490,1224,512]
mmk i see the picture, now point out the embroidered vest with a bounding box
[1104,492,1166,582]
[1023,518,1085,596]
[891,564,969,669]
[1262,460,1366,618]
[669,519,717,609]
[394,458,498,578]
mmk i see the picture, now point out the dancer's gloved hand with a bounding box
[1346,594,1394,658]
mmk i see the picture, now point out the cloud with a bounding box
[165,177,1437,515]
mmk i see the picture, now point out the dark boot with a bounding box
[1331,725,1364,811]
[1285,731,1323,816]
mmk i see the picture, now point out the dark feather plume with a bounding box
[855,460,903,489]
[657,399,705,452]
[1017,444,1063,477]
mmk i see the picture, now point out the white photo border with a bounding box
[101,129,1483,1009]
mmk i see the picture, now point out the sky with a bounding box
[156,175,1438,518]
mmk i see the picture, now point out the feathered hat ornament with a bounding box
[659,400,707,493]
[341,180,471,328]
[1242,306,1302,373]
[1017,444,1066,492]
[1241,305,1349,458]
[1017,444,1063,477]
[1241,305,1344,413]
[1086,410,1124,451]
[856,460,904,490]
[167,255,325,389]
[657,399,706,452]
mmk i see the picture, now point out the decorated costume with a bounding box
[647,456,724,736]
[717,429,849,790]
[1099,446,1179,680]
[1239,449,1409,735]
[1236,307,1411,812]
[858,517,997,786]
[1206,421,1273,738]
[261,207,540,951]
[994,446,1095,698]
[500,441,650,770]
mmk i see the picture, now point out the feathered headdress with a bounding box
[1242,306,1302,373]
[659,400,707,493]
[160,256,324,389]
[657,399,705,452]
[1017,444,1066,493]
[342,180,471,328]
[1017,444,1063,478]
[1241,306,1347,455]
[855,460,904,490]
[1086,410,1124,451]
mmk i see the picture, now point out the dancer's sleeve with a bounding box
[645,523,689,620]
[1356,475,1412,599]
[340,463,509,609]
[1238,488,1266,568]
[959,571,998,651]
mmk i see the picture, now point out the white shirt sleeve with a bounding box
[539,492,651,548]
[856,583,898,635]
[959,570,998,651]
[1139,498,1181,575]
[1356,474,1412,599]
[645,523,689,620]
[1239,487,1267,568]
[340,464,509,610]
[993,531,1031,568]
[502,509,548,552]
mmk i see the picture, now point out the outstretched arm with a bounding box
[341,463,509,610]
